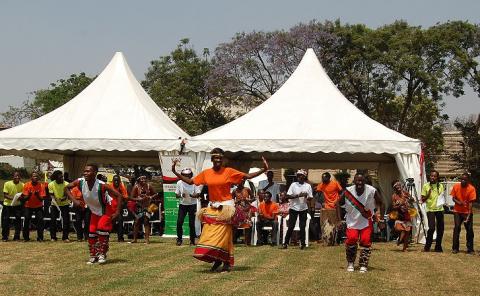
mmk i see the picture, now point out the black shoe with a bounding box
[37,238,44,242]
[300,244,306,250]
[210,261,222,272]
[2,239,7,242]
[24,238,30,242]
[176,240,182,246]
[189,241,196,246]
[422,248,430,252]
[118,238,125,242]
[467,250,475,255]
[280,244,288,249]
[452,250,459,254]
[13,236,20,241]
[434,247,443,253]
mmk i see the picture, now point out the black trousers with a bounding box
[453,212,474,252]
[176,204,196,242]
[284,209,308,246]
[1,205,22,240]
[74,207,90,240]
[50,205,71,240]
[115,202,126,240]
[256,217,278,244]
[425,211,444,251]
[23,207,44,241]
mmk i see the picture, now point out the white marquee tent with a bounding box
[186,49,424,206]
[0,52,188,177]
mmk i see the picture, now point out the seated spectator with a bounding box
[256,191,279,245]
[278,191,289,218]
[233,187,256,245]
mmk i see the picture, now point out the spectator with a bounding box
[110,175,128,242]
[233,186,256,245]
[256,191,279,245]
[2,171,24,241]
[21,172,47,242]
[175,168,202,246]
[316,172,343,245]
[251,189,265,209]
[71,186,89,242]
[259,170,281,202]
[282,169,312,250]
[451,173,477,254]
[48,170,71,242]
[421,170,445,252]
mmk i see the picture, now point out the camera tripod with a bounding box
[404,178,427,242]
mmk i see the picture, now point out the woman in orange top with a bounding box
[172,147,268,272]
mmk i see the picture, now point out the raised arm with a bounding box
[244,157,269,179]
[171,159,194,185]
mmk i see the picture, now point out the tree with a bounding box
[450,115,480,193]
[142,39,232,136]
[209,20,458,167]
[1,73,93,127]
[34,72,94,114]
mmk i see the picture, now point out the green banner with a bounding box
[163,184,190,237]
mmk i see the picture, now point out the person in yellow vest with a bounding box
[2,171,24,241]
[48,170,71,242]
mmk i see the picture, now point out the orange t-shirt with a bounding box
[316,180,342,209]
[110,182,128,200]
[193,167,245,202]
[70,186,86,208]
[451,183,477,214]
[22,182,46,208]
[259,201,279,219]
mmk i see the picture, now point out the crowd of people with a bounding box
[1,148,478,273]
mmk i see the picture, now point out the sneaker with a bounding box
[347,262,354,272]
[280,244,288,249]
[359,266,368,273]
[176,240,182,246]
[86,257,97,265]
[98,254,106,264]
[2,238,8,242]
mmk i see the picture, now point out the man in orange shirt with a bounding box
[316,172,343,209]
[21,172,47,241]
[256,191,279,245]
[316,172,343,246]
[110,175,128,242]
[451,173,477,254]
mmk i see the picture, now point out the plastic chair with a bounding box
[282,213,311,247]
[252,215,282,246]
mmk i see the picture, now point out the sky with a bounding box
[1,0,479,120]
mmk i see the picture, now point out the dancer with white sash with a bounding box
[336,173,384,273]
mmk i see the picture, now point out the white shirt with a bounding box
[287,182,313,211]
[175,180,202,206]
[79,178,112,216]
[345,184,376,230]
[258,180,281,203]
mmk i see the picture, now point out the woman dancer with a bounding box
[172,148,268,272]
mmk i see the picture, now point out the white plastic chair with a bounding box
[252,215,282,246]
[282,213,311,247]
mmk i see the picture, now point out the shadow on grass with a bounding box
[104,258,128,264]
[195,265,252,274]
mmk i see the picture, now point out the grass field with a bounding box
[0,214,480,296]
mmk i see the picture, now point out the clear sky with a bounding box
[1,0,479,120]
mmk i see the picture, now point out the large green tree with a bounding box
[142,39,232,136]
[1,72,93,127]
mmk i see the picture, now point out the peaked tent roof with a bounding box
[187,49,420,155]
[0,52,188,153]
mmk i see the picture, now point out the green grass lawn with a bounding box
[0,214,480,296]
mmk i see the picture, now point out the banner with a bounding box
[160,155,200,237]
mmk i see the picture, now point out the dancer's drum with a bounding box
[321,209,339,246]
